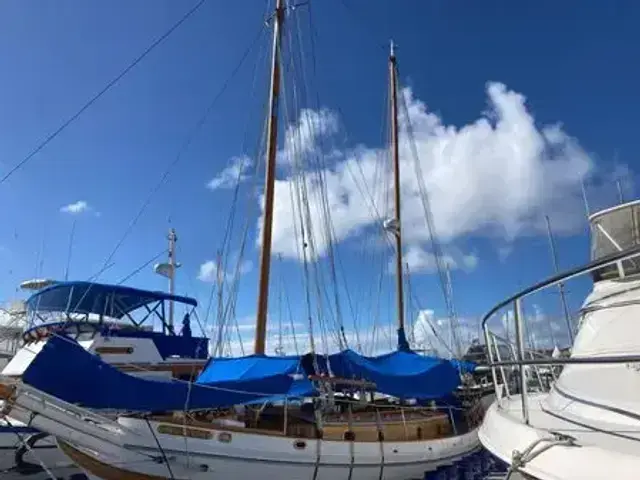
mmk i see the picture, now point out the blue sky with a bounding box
[0,1,638,355]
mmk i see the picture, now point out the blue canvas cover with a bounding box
[327,349,461,399]
[196,354,314,396]
[26,281,197,318]
[449,358,477,373]
[22,336,314,411]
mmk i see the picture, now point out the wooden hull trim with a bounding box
[58,440,173,480]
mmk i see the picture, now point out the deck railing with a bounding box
[480,244,640,424]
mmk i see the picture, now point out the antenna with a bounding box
[545,215,574,344]
[64,218,77,281]
[616,178,624,204]
[580,178,590,217]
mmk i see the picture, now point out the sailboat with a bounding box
[0,2,489,479]
[478,199,640,479]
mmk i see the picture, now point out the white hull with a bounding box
[0,416,75,475]
[3,384,484,480]
[479,395,640,480]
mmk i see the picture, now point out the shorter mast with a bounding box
[168,228,177,329]
[154,228,180,334]
[389,41,409,351]
[254,0,285,355]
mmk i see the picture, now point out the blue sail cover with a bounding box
[326,349,462,399]
[22,336,314,411]
[449,358,477,373]
[196,354,315,397]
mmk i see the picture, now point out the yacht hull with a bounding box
[2,384,483,480]
[479,396,640,480]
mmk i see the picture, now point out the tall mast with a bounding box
[255,0,285,355]
[389,41,408,350]
[168,228,177,329]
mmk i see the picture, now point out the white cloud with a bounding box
[60,200,90,214]
[197,259,253,283]
[412,309,482,357]
[280,108,339,166]
[259,82,599,263]
[207,155,252,191]
[398,245,479,274]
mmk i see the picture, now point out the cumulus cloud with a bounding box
[398,245,479,274]
[198,259,253,283]
[216,320,397,357]
[412,309,482,357]
[280,108,339,166]
[258,82,597,263]
[60,200,91,214]
[207,155,252,191]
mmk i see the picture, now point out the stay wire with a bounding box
[117,248,168,285]
[144,417,175,480]
[0,0,208,185]
[91,19,267,286]
[56,18,266,327]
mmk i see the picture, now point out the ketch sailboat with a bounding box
[0,2,489,479]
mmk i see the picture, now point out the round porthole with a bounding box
[293,440,307,450]
[218,432,232,443]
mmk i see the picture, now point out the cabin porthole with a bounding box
[218,432,232,443]
[294,440,307,450]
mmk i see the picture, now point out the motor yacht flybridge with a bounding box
[479,199,640,480]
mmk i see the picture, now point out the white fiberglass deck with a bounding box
[479,393,640,480]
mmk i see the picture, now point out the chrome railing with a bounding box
[481,245,640,424]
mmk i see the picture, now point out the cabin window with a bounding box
[95,346,134,355]
[416,426,423,440]
[343,430,356,441]
[217,432,232,443]
[377,431,384,442]
[293,440,306,450]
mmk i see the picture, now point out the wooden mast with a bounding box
[255,0,285,355]
[389,41,407,347]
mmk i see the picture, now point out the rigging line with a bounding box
[397,74,462,356]
[0,0,208,186]
[279,41,322,356]
[203,26,270,333]
[62,18,267,324]
[91,19,266,290]
[144,417,175,480]
[116,248,168,285]
[60,16,264,322]
[298,9,348,349]
[288,12,344,352]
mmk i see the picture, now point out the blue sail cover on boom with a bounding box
[196,354,315,398]
[22,336,314,411]
[326,349,462,399]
